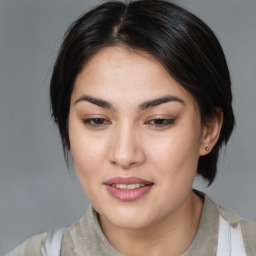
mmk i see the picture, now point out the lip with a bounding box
[104,176,152,185]
[104,176,154,202]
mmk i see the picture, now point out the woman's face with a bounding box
[69,46,207,230]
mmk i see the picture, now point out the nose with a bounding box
[109,124,145,169]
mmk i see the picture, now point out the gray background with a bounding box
[0,0,255,254]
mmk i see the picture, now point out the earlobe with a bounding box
[199,108,223,156]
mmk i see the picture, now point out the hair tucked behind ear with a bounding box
[50,0,235,185]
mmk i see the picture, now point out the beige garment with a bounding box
[6,193,256,256]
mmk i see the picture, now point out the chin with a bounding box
[108,217,153,230]
[99,205,158,230]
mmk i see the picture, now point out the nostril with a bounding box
[108,134,146,168]
[110,160,137,168]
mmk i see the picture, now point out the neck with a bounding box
[99,191,203,256]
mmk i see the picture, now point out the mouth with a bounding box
[110,183,150,190]
[104,177,154,201]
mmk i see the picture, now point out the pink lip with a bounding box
[104,176,154,202]
[104,176,152,185]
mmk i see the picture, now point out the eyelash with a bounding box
[82,118,176,129]
[82,118,111,128]
[145,118,176,127]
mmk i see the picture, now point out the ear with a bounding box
[199,108,223,156]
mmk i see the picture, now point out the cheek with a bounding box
[68,116,105,180]
[148,131,201,207]
[148,128,201,177]
[69,134,106,202]
[71,136,103,173]
[152,133,200,160]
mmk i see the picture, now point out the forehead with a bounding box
[76,46,171,85]
[72,46,198,109]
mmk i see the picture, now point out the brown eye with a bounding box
[82,118,110,128]
[152,119,166,125]
[146,118,175,127]
[92,118,105,124]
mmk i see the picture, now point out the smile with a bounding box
[104,177,154,201]
[111,184,147,190]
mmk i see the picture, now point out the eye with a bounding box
[82,118,111,128]
[146,118,175,127]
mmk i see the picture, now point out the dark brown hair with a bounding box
[50,0,235,185]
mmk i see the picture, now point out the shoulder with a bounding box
[61,205,101,254]
[61,205,123,256]
[240,218,256,254]
[217,203,256,253]
[199,192,256,254]
[6,232,47,256]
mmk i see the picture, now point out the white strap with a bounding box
[230,221,247,255]
[216,215,247,256]
[41,228,66,256]
[217,215,230,255]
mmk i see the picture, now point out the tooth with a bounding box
[119,184,127,189]
[127,184,136,190]
[112,184,148,190]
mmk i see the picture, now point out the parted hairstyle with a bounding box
[50,0,235,185]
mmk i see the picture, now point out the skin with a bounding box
[68,46,222,255]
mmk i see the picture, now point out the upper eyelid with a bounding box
[145,118,176,123]
[83,117,110,122]
[79,112,178,121]
[81,116,176,121]
[82,118,111,128]
[80,114,109,120]
[144,114,176,120]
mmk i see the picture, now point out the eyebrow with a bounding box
[74,95,184,110]
[138,96,184,111]
[74,95,113,109]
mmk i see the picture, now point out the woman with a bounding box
[7,0,256,255]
